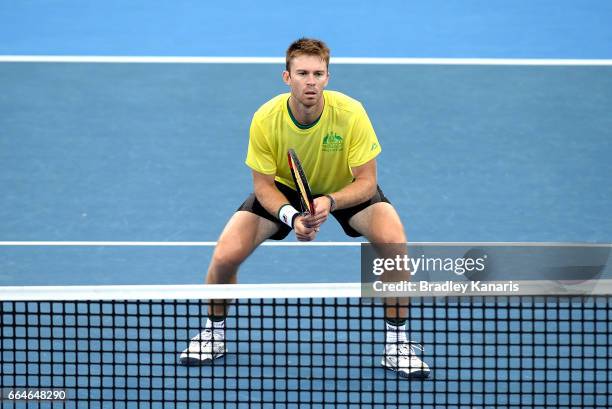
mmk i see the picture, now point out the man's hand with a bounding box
[295,196,332,238]
[294,215,317,241]
[303,196,333,230]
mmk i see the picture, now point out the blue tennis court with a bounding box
[1,2,611,408]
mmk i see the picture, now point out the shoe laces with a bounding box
[191,328,223,344]
[397,342,424,356]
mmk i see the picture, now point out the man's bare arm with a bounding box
[252,170,316,241]
[330,159,377,210]
[311,159,378,225]
[252,170,292,217]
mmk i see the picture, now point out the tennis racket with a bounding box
[287,148,315,215]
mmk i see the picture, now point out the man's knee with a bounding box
[211,212,278,269]
[211,243,249,272]
[369,225,406,244]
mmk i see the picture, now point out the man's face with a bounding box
[283,54,329,108]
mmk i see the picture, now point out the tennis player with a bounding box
[180,38,430,378]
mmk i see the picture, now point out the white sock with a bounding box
[385,321,408,344]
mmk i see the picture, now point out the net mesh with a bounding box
[1,284,611,408]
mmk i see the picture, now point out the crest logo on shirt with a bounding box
[322,132,343,152]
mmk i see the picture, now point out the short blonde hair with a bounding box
[285,38,330,71]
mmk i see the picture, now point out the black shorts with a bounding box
[237,181,391,240]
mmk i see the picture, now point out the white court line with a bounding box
[1,55,612,66]
[0,241,609,247]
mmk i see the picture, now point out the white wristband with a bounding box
[278,204,300,228]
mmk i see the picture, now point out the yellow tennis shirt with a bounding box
[245,90,381,195]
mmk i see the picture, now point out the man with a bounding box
[180,38,430,378]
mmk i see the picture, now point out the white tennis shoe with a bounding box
[381,342,430,378]
[179,329,226,366]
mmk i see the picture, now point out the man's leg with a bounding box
[348,202,408,321]
[346,201,406,243]
[348,202,430,378]
[180,210,279,365]
[206,210,279,316]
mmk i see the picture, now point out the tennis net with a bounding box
[1,283,610,408]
